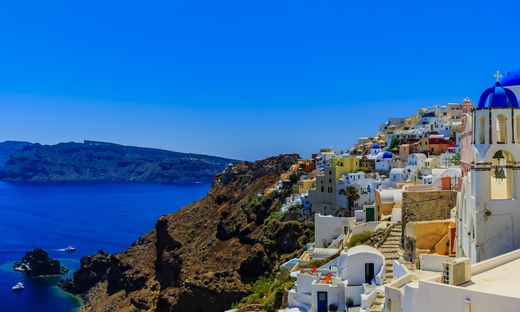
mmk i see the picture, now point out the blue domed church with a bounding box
[457,68,520,263]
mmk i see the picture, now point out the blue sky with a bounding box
[1,1,519,161]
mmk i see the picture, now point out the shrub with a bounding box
[348,231,375,248]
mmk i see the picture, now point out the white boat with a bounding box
[65,246,76,252]
[12,282,24,290]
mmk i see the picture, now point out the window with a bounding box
[496,114,507,143]
[479,115,486,144]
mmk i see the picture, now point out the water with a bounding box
[0,181,211,312]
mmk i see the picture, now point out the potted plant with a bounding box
[328,304,338,312]
[346,297,354,308]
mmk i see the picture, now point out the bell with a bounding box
[493,150,505,159]
[494,167,506,183]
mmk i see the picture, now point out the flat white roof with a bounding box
[459,257,520,298]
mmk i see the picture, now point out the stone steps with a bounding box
[369,224,402,311]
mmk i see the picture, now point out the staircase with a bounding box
[379,223,402,284]
[369,223,403,312]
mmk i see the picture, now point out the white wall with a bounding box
[419,254,449,272]
[391,208,402,222]
[403,280,520,312]
[312,283,346,311]
[315,214,349,248]
[392,260,410,280]
[347,254,384,285]
[287,290,312,312]
[296,273,318,294]
[351,221,389,235]
[344,285,364,306]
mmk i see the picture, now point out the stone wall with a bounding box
[401,190,457,240]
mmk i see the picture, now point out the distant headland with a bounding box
[0,140,239,183]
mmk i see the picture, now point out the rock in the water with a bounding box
[14,247,69,276]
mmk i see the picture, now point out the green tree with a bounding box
[289,173,300,185]
[340,186,360,217]
[450,152,461,166]
[389,136,400,152]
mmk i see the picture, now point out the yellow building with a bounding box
[374,189,403,221]
[295,179,315,194]
[404,219,456,258]
[416,137,429,153]
[405,114,420,127]
[399,144,411,162]
[329,157,359,176]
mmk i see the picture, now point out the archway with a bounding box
[490,150,514,199]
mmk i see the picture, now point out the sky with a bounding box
[1,1,520,161]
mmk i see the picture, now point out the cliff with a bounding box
[0,140,33,170]
[59,154,313,312]
[0,140,238,183]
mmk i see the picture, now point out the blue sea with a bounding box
[0,181,211,312]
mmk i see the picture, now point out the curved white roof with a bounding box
[377,189,403,203]
[347,245,384,258]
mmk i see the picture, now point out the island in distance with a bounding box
[14,247,69,276]
[0,140,240,183]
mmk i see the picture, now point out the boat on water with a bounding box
[65,246,76,252]
[12,282,24,290]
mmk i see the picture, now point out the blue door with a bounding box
[317,291,328,312]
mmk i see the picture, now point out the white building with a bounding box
[421,168,461,187]
[384,249,520,312]
[389,168,406,184]
[315,148,344,167]
[412,116,451,137]
[314,213,350,248]
[337,172,375,210]
[288,246,385,312]
[403,153,427,181]
[375,151,394,172]
[456,76,520,263]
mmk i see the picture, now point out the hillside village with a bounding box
[231,68,520,312]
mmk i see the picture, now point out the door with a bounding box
[366,207,375,222]
[317,291,328,312]
[365,263,375,284]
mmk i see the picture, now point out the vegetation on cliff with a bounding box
[59,154,313,312]
[0,140,238,183]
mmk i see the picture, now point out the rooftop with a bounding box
[458,257,520,298]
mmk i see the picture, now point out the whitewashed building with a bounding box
[288,246,385,312]
[456,76,520,263]
[403,153,427,181]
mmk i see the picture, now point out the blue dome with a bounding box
[383,152,393,159]
[501,66,520,87]
[478,81,519,109]
[372,144,381,149]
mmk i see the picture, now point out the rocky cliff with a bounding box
[0,140,33,170]
[0,140,238,183]
[59,154,313,312]
[14,247,69,276]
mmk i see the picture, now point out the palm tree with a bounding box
[340,186,360,217]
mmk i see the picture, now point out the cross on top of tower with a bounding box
[494,70,503,82]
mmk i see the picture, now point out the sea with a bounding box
[0,181,211,312]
